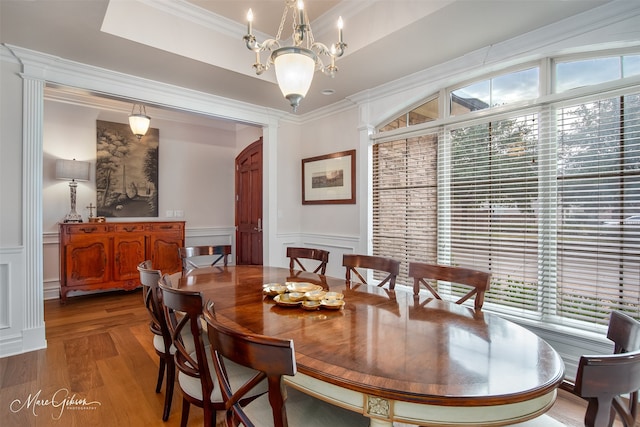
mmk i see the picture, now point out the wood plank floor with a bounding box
[0,289,606,426]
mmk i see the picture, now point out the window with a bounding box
[450,67,539,116]
[378,97,439,132]
[555,54,640,93]
[372,52,640,332]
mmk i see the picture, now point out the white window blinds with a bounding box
[555,93,640,326]
[372,91,640,331]
[372,135,438,286]
[445,113,541,313]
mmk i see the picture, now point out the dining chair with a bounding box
[203,302,370,427]
[408,262,491,311]
[343,254,400,289]
[286,247,329,275]
[158,277,266,427]
[179,245,232,275]
[560,310,640,427]
[137,260,174,421]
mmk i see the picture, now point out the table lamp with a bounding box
[55,158,91,223]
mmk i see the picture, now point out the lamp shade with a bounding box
[129,104,151,139]
[272,47,316,111]
[129,113,151,138]
[55,159,90,181]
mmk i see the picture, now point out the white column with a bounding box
[21,74,46,350]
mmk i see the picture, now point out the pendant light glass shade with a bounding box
[129,104,151,139]
[273,47,316,112]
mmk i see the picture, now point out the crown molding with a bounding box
[4,44,287,127]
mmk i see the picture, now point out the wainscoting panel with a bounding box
[0,246,32,357]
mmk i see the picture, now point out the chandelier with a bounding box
[244,0,346,112]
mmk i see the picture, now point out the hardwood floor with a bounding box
[0,289,605,427]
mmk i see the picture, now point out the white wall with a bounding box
[0,57,23,246]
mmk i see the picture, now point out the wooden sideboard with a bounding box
[59,221,185,302]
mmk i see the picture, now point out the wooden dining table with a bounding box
[170,265,565,427]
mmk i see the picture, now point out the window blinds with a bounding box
[372,135,438,287]
[372,90,640,331]
[555,93,640,326]
[445,113,541,313]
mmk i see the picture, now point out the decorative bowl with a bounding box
[321,299,345,310]
[273,294,302,307]
[285,282,323,293]
[262,283,287,297]
[304,290,327,301]
[301,300,322,311]
[288,292,306,302]
[323,292,344,301]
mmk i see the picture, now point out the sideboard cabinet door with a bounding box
[113,223,146,283]
[148,222,184,274]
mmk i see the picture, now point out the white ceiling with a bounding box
[0,0,613,115]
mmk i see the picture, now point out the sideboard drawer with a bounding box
[114,223,145,233]
[150,222,183,232]
[65,224,110,234]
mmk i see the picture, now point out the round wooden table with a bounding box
[171,265,565,427]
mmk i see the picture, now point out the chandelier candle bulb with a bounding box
[247,9,253,35]
[297,0,304,26]
[338,16,343,43]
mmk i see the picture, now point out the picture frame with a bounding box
[302,149,356,204]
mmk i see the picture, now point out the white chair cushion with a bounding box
[508,414,566,426]
[178,350,268,404]
[153,323,200,355]
[240,385,369,427]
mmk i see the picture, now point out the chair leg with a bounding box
[162,358,175,421]
[203,404,213,427]
[156,356,166,393]
[180,397,190,427]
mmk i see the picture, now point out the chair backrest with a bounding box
[204,302,296,427]
[286,247,329,275]
[137,260,169,339]
[573,311,640,427]
[158,277,214,402]
[575,350,640,427]
[608,310,640,354]
[408,262,491,311]
[179,245,232,275]
[342,254,400,289]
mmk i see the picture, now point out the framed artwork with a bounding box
[302,149,356,204]
[96,120,159,218]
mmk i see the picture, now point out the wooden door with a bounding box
[235,138,263,265]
